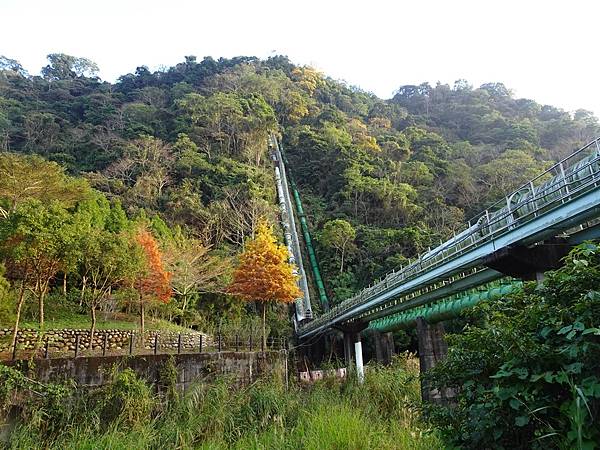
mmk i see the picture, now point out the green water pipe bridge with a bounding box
[273,136,600,342]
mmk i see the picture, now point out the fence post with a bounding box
[44,339,49,359]
[75,334,80,358]
[129,333,134,355]
[154,333,159,355]
[199,334,203,353]
[249,333,253,352]
[178,333,182,354]
[102,333,107,356]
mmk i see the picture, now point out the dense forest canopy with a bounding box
[1,53,598,312]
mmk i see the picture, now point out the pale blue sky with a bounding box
[2,0,599,117]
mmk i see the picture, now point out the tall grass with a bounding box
[1,355,442,449]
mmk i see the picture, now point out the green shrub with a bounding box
[0,265,15,326]
[427,243,600,449]
[96,368,155,427]
[0,363,73,441]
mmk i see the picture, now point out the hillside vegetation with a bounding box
[0,53,598,328]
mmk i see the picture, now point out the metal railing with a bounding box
[299,137,600,335]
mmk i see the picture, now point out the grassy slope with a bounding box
[5,356,442,449]
[15,315,190,333]
[1,293,191,333]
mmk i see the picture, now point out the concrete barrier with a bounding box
[2,351,287,390]
[298,367,347,383]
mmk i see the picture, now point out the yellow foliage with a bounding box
[291,66,323,96]
[285,90,309,123]
[368,117,392,129]
[228,220,301,304]
[348,118,381,152]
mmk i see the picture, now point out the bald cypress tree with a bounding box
[228,220,301,349]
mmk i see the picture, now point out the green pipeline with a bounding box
[368,281,523,332]
[289,178,330,311]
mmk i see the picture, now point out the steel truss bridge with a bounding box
[295,137,600,340]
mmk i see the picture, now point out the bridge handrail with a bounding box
[299,137,600,334]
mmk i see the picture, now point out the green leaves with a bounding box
[531,371,556,383]
[558,321,586,340]
[558,324,573,335]
[582,327,600,336]
[0,153,91,214]
[426,243,600,448]
[491,365,528,380]
[515,415,529,427]
[176,91,276,165]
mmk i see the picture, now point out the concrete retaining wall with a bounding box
[2,351,286,390]
[298,367,347,382]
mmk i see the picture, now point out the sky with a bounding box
[2,0,599,117]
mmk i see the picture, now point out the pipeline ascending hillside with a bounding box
[289,178,330,312]
[270,136,313,324]
[271,136,330,313]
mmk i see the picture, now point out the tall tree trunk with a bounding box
[38,287,45,329]
[90,303,97,347]
[80,276,87,307]
[340,248,345,274]
[63,273,67,296]
[11,281,26,356]
[139,296,145,337]
[261,302,267,351]
[182,293,188,313]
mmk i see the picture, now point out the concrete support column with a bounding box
[343,331,354,366]
[374,331,395,365]
[354,335,364,384]
[416,317,452,403]
[340,322,367,383]
[535,271,545,285]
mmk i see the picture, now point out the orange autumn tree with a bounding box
[135,229,172,335]
[228,220,301,349]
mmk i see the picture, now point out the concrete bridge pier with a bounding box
[354,335,364,383]
[343,331,355,366]
[373,331,395,365]
[416,317,453,403]
[339,322,368,382]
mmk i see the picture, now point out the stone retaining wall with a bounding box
[0,328,210,353]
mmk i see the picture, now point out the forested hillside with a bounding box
[1,53,598,317]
